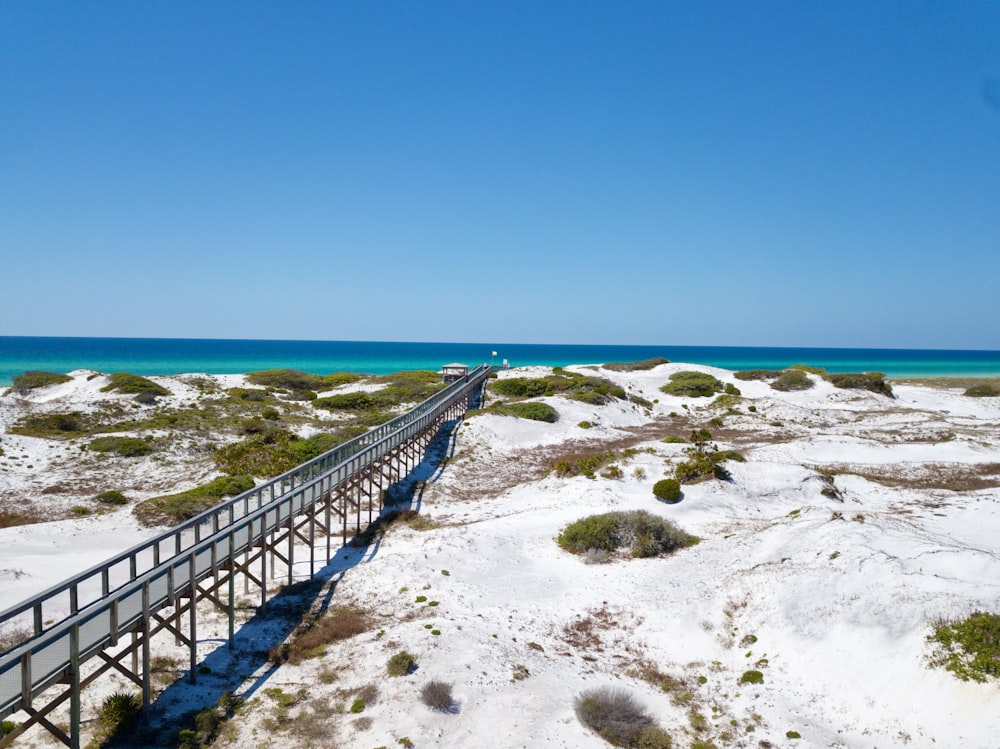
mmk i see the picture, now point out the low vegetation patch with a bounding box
[101,373,171,397]
[133,475,255,527]
[94,490,129,505]
[313,392,376,411]
[274,605,372,665]
[214,430,343,477]
[488,401,559,422]
[350,508,438,547]
[10,411,94,438]
[603,357,670,372]
[827,372,893,397]
[88,436,153,457]
[574,686,673,748]
[247,369,362,391]
[552,450,617,479]
[557,510,698,560]
[739,670,764,685]
[733,369,783,381]
[771,369,814,392]
[965,383,999,397]
[660,371,723,398]
[491,372,627,405]
[927,611,1000,682]
[11,371,72,391]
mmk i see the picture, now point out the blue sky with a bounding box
[2,1,998,349]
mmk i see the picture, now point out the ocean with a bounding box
[1,337,999,386]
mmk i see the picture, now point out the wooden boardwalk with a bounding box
[0,365,490,748]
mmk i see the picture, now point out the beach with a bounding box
[1,362,999,748]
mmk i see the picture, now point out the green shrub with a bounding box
[215,431,344,477]
[387,651,416,677]
[660,371,723,398]
[94,690,141,744]
[653,479,683,502]
[101,373,171,397]
[314,392,376,411]
[786,730,802,739]
[133,475,254,527]
[771,369,814,392]
[661,435,688,444]
[738,670,764,685]
[489,401,559,422]
[88,436,153,457]
[557,511,697,559]
[94,490,129,505]
[927,611,1000,682]
[11,371,72,390]
[828,372,893,397]
[724,383,741,396]
[674,449,730,483]
[603,357,670,372]
[578,420,593,429]
[965,383,999,397]
[790,364,827,375]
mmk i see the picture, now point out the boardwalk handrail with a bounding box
[0,365,490,642]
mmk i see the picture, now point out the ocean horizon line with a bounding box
[2,336,1000,385]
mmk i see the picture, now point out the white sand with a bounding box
[1,364,999,748]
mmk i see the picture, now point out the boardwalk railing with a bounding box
[0,364,490,746]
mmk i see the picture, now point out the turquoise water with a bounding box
[2,337,999,386]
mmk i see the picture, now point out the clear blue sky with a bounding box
[2,1,998,349]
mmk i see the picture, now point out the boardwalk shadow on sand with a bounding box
[125,416,466,745]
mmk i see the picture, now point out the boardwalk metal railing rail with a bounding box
[0,364,490,731]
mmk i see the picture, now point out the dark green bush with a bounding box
[927,611,1000,682]
[101,373,171,397]
[603,357,670,372]
[491,377,555,398]
[828,372,893,397]
[387,651,417,677]
[653,479,683,502]
[965,384,999,397]
[133,475,255,527]
[88,436,153,457]
[95,490,129,505]
[711,449,746,463]
[724,383,741,396]
[489,402,559,422]
[739,670,764,685]
[771,369,814,392]
[660,371,723,398]
[11,371,72,390]
[557,510,697,558]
